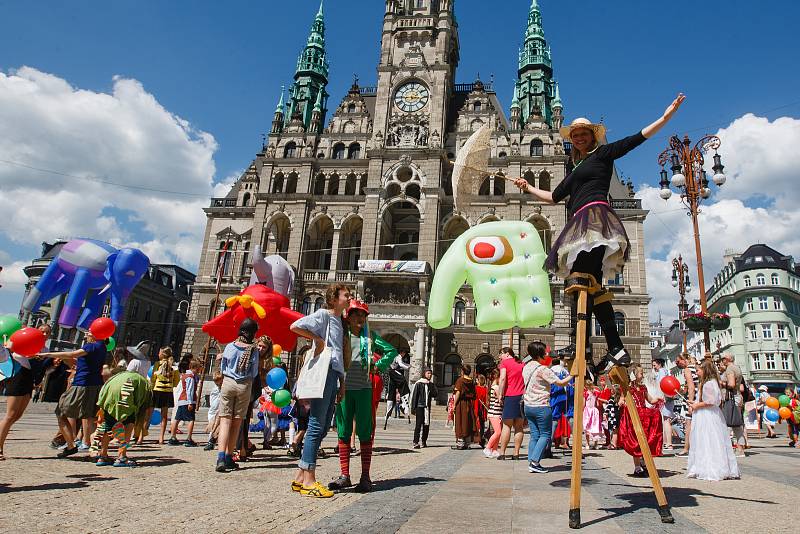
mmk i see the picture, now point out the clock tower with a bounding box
[373,0,459,149]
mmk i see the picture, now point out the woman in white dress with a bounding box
[687,358,740,481]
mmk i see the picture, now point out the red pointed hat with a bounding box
[346,299,370,317]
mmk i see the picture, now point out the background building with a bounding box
[182,0,651,401]
[707,244,800,390]
[19,241,195,357]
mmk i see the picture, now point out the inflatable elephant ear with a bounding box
[250,245,294,298]
[428,220,553,333]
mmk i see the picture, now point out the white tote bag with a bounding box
[294,321,332,400]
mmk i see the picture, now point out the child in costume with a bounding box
[328,299,396,493]
[618,364,663,477]
[95,370,152,467]
[583,383,602,449]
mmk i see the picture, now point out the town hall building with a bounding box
[182,0,651,400]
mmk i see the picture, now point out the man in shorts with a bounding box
[215,318,262,472]
[40,332,108,458]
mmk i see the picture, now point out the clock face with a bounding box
[394,82,429,113]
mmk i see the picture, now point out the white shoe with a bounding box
[483,447,493,458]
[491,449,501,458]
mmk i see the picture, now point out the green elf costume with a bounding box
[329,299,396,493]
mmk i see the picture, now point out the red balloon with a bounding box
[9,327,46,357]
[90,317,116,340]
[660,375,681,397]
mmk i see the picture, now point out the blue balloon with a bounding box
[147,364,154,379]
[765,408,780,424]
[266,367,288,390]
[150,409,162,426]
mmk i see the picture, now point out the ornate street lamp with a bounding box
[657,135,726,357]
[672,254,691,356]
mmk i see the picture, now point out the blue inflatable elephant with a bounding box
[22,238,150,329]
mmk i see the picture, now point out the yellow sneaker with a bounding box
[300,481,333,498]
[291,480,303,492]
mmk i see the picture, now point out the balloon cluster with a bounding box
[266,367,291,408]
[272,344,283,366]
[764,394,796,423]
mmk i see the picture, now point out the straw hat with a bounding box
[559,117,606,141]
[758,385,768,392]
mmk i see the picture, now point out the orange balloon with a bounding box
[765,397,780,410]
[272,344,282,357]
[779,407,792,420]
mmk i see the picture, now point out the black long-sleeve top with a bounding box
[552,131,647,217]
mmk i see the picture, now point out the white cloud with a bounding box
[0,66,219,273]
[639,114,800,323]
[0,260,29,289]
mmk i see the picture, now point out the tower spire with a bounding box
[275,86,285,114]
[516,0,555,128]
[287,3,330,130]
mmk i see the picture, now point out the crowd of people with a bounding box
[437,345,797,482]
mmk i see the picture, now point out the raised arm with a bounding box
[641,93,685,139]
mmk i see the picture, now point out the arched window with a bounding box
[442,353,462,386]
[217,241,233,276]
[313,174,326,195]
[405,183,421,200]
[756,273,766,286]
[301,296,313,315]
[453,300,466,325]
[332,143,346,160]
[347,103,356,113]
[313,297,325,313]
[498,151,507,159]
[347,143,361,159]
[473,101,482,112]
[615,312,626,336]
[387,183,402,198]
[283,142,297,158]
[345,173,358,195]
[538,171,551,191]
[530,139,544,157]
[359,174,367,195]
[744,275,751,287]
[285,172,298,194]
[771,273,780,285]
[478,176,491,196]
[327,174,340,195]
[242,192,251,206]
[493,174,505,195]
[271,173,284,194]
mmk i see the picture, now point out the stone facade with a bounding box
[183,0,651,401]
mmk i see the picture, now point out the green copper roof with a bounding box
[295,0,329,81]
[515,0,556,127]
[552,81,562,109]
[275,85,285,114]
[511,83,520,109]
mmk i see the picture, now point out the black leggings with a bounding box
[571,247,623,354]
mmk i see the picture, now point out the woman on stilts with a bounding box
[515,94,685,373]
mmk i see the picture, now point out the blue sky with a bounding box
[1,0,799,319]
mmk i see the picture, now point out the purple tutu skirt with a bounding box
[545,202,630,279]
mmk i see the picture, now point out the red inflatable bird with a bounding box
[202,284,304,351]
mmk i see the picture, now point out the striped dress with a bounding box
[487,384,503,418]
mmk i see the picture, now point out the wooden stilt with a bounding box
[564,272,673,528]
[609,366,674,524]
[568,289,588,529]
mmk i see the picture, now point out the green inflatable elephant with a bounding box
[428,220,553,332]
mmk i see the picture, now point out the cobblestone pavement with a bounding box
[1,400,798,533]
